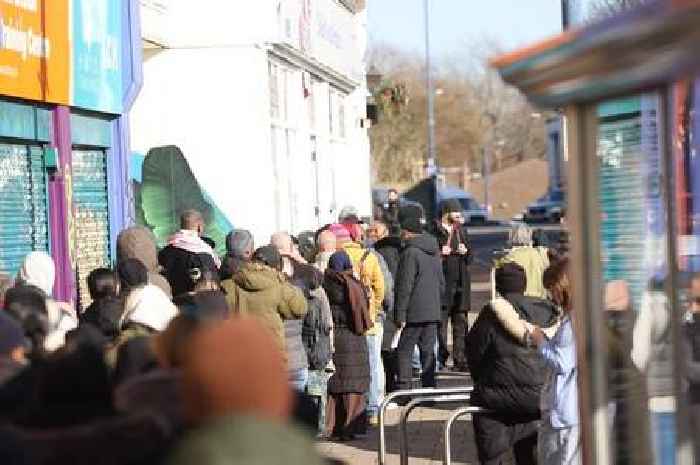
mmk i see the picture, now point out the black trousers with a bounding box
[397,322,438,391]
[472,412,539,465]
[382,350,399,394]
[438,295,468,367]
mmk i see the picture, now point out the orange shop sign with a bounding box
[0,0,70,104]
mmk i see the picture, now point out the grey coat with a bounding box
[285,319,309,372]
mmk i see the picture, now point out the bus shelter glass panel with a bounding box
[595,92,676,465]
[672,78,700,464]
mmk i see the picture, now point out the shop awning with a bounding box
[491,0,700,108]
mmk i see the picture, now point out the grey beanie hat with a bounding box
[226,229,254,257]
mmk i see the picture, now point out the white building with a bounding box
[131,0,372,241]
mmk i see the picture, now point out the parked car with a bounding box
[437,186,489,225]
[523,189,566,223]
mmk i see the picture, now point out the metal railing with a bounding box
[399,394,472,465]
[378,386,474,465]
[442,405,492,465]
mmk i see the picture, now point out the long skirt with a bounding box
[325,393,366,438]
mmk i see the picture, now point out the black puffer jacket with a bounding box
[374,236,402,279]
[394,234,444,325]
[158,245,219,298]
[466,293,557,416]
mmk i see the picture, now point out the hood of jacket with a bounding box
[374,235,403,251]
[117,226,159,272]
[502,293,558,328]
[122,285,178,332]
[404,234,439,256]
[233,263,285,292]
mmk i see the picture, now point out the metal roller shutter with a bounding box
[0,143,49,276]
[72,149,110,309]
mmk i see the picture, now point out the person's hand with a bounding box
[530,326,546,346]
[458,243,468,255]
[441,245,452,256]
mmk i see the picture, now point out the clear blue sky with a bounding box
[368,0,567,58]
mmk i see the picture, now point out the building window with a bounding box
[328,90,348,139]
[269,62,279,119]
[338,97,346,139]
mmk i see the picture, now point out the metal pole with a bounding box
[483,146,490,213]
[561,0,570,30]
[424,0,436,174]
[443,406,491,465]
[378,386,474,465]
[400,394,472,465]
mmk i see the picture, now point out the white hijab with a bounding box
[17,252,78,351]
[17,251,55,296]
[122,284,178,332]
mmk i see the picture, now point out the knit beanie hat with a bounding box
[495,263,527,296]
[328,223,352,243]
[342,221,363,242]
[253,245,282,271]
[226,229,254,258]
[182,318,292,423]
[117,258,149,289]
[440,199,463,216]
[338,205,361,224]
[0,310,26,355]
[398,205,425,234]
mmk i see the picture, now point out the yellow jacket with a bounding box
[343,242,385,335]
[496,246,549,299]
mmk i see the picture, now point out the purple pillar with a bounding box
[49,106,75,303]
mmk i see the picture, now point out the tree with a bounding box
[367,42,547,185]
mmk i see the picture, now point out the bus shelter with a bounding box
[492,1,700,463]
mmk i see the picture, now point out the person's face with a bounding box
[691,277,700,311]
[9,346,26,364]
[449,212,464,224]
[367,224,387,242]
[388,191,399,202]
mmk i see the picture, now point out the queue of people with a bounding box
[6,194,695,465]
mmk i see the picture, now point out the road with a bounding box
[319,225,564,464]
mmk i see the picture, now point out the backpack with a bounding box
[302,293,332,370]
[355,250,374,309]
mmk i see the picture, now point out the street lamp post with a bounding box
[424,0,436,175]
[483,112,497,215]
[561,0,570,29]
[482,146,490,214]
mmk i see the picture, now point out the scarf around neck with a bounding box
[169,230,221,267]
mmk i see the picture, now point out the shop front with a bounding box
[493,1,700,463]
[0,0,142,307]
